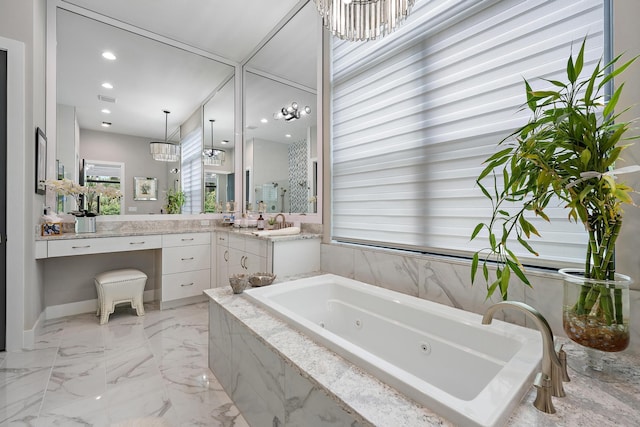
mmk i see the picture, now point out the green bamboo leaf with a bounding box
[517,235,539,256]
[482,263,489,281]
[599,55,638,90]
[487,279,500,300]
[506,259,531,286]
[477,181,492,200]
[584,60,601,104]
[525,80,536,111]
[498,210,510,216]
[530,90,560,98]
[567,54,576,83]
[603,83,624,118]
[500,268,511,299]
[471,252,479,283]
[489,233,497,250]
[574,38,586,78]
[518,215,530,237]
[471,223,484,240]
[603,146,623,168]
[580,148,591,167]
[614,188,633,204]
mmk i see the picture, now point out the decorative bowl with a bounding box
[229,274,249,294]
[249,272,277,287]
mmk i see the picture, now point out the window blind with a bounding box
[331,0,605,266]
[181,129,202,214]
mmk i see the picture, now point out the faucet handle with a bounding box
[533,372,556,414]
[550,344,569,397]
[556,344,571,382]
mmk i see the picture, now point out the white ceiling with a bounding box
[55,0,319,143]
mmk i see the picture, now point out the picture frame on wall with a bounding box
[35,127,47,195]
[133,176,158,201]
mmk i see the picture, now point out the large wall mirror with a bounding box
[53,5,235,215]
[243,1,321,216]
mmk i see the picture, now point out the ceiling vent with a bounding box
[97,94,117,103]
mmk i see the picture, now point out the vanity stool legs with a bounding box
[94,268,147,325]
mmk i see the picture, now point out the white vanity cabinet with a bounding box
[216,231,268,287]
[215,231,320,287]
[158,232,211,308]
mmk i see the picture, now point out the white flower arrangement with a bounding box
[45,178,121,216]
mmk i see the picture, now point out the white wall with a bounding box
[80,129,169,214]
[0,0,47,350]
[614,1,640,291]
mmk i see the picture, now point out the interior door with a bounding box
[0,49,8,351]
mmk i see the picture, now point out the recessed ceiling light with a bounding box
[101,109,111,114]
[101,121,112,127]
[260,118,268,124]
[285,134,292,138]
[101,82,113,89]
[102,51,116,61]
[221,140,229,145]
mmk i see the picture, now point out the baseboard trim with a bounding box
[44,289,157,320]
[22,310,46,350]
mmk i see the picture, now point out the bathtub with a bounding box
[244,274,543,427]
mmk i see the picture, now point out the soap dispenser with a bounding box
[257,213,265,230]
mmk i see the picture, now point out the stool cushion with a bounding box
[95,268,147,284]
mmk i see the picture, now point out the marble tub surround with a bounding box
[321,242,640,357]
[207,286,640,426]
[0,302,248,426]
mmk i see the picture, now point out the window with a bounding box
[331,0,606,267]
[181,128,203,214]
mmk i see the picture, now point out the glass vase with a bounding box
[561,268,631,356]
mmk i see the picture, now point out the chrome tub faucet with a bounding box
[482,301,570,414]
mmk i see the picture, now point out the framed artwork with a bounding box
[133,176,158,200]
[35,127,47,195]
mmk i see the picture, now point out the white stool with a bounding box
[95,268,147,325]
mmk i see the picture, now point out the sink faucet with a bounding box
[274,213,286,228]
[482,301,569,414]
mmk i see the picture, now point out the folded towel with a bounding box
[252,226,301,237]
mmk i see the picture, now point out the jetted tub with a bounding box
[244,274,543,427]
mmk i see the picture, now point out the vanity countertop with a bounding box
[205,284,640,427]
[35,225,321,242]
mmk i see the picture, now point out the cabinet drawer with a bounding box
[216,232,229,247]
[162,269,210,301]
[162,244,211,274]
[245,237,267,257]
[162,232,210,247]
[47,235,162,257]
[228,233,245,250]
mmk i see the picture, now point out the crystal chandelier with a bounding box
[203,119,226,166]
[149,110,180,162]
[313,0,415,41]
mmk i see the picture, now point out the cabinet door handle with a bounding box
[224,250,229,262]
[181,238,194,241]
[242,256,248,269]
[181,257,195,261]
[72,245,91,249]
[180,282,194,287]
[129,241,146,245]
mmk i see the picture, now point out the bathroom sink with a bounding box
[252,226,301,237]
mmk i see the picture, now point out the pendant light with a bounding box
[313,0,415,42]
[203,119,226,166]
[149,110,180,162]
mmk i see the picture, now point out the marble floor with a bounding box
[0,302,249,427]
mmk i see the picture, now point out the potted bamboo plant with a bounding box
[165,188,186,214]
[470,39,638,354]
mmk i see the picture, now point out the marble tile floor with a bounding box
[0,302,250,427]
